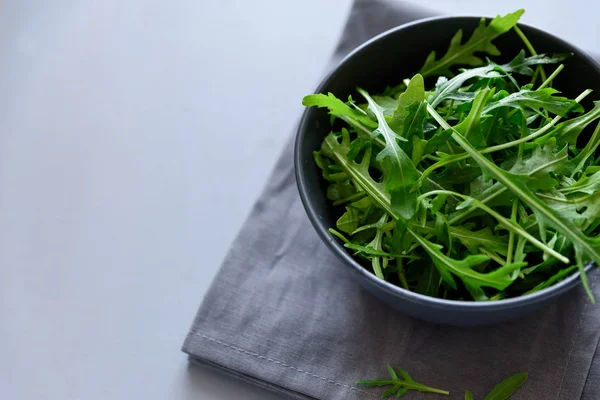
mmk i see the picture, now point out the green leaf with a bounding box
[451,226,509,256]
[524,265,578,294]
[500,50,570,76]
[391,74,426,136]
[357,365,450,397]
[561,171,600,194]
[302,93,377,128]
[454,89,493,147]
[344,242,420,260]
[539,191,600,231]
[358,88,420,220]
[321,130,397,218]
[356,379,396,387]
[336,207,361,234]
[430,193,448,215]
[509,138,569,191]
[483,88,583,116]
[409,230,525,299]
[412,136,428,165]
[372,95,400,116]
[425,129,453,154]
[419,9,524,77]
[428,102,600,301]
[429,51,565,107]
[415,263,441,297]
[327,183,357,201]
[534,101,600,146]
[387,364,399,380]
[382,386,399,398]
[564,122,600,176]
[465,391,474,400]
[483,373,528,400]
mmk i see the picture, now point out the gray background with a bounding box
[1,1,598,399]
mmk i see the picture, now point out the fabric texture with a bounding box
[182,1,600,398]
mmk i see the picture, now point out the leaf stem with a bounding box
[514,25,547,82]
[332,191,368,206]
[506,198,519,265]
[397,258,409,290]
[479,247,506,265]
[538,64,564,89]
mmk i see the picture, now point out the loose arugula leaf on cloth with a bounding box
[356,364,450,398]
[358,365,528,399]
[419,9,525,77]
[483,372,528,400]
[303,7,600,301]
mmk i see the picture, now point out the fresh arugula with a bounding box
[356,364,449,397]
[482,373,528,400]
[303,9,599,302]
[419,9,525,77]
[357,365,527,399]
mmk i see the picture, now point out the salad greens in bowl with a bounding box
[295,9,600,325]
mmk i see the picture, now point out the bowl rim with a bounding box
[294,15,599,311]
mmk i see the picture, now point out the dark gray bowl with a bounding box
[294,16,599,326]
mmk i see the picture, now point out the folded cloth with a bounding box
[182,1,600,398]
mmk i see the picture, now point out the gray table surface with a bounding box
[2,1,598,399]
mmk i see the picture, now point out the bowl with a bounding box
[294,16,600,326]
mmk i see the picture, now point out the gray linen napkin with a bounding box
[182,1,600,398]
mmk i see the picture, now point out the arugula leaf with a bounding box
[409,229,525,300]
[534,101,600,146]
[483,373,528,400]
[419,9,524,77]
[336,207,361,234]
[482,88,583,116]
[321,130,397,218]
[454,89,493,147]
[509,138,569,191]
[415,263,441,297]
[414,223,509,257]
[357,364,450,397]
[391,74,426,137]
[499,49,570,76]
[326,183,356,201]
[429,52,566,107]
[358,88,420,220]
[561,171,600,194]
[302,93,377,128]
[564,121,600,176]
[524,265,578,294]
